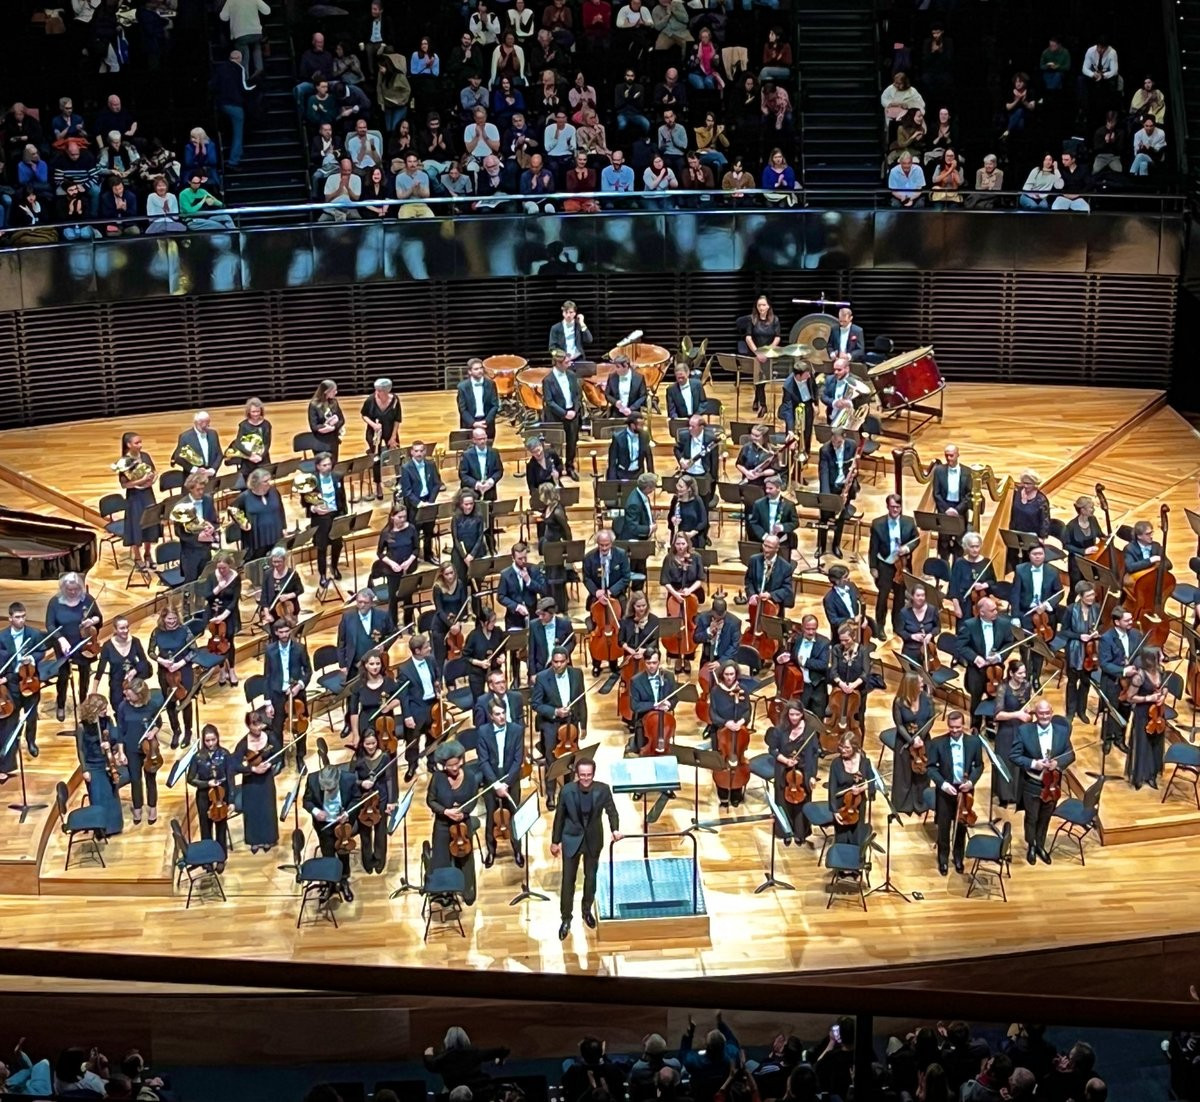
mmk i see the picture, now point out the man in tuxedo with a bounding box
[1010,698,1075,865]
[926,710,984,874]
[476,699,526,867]
[472,669,524,729]
[456,357,500,439]
[617,472,656,543]
[0,603,49,755]
[692,596,741,666]
[868,494,918,637]
[171,410,223,477]
[745,534,795,613]
[400,440,444,562]
[665,363,708,421]
[747,476,798,549]
[582,529,632,673]
[306,452,348,586]
[604,358,648,417]
[820,356,857,423]
[528,597,575,675]
[1123,519,1172,579]
[304,764,358,902]
[264,619,313,769]
[822,564,864,636]
[548,299,593,368]
[457,425,504,503]
[630,649,678,752]
[551,757,621,939]
[674,413,720,485]
[543,350,585,478]
[778,360,817,459]
[606,414,655,483]
[817,427,857,558]
[775,613,831,716]
[398,633,440,781]
[828,307,865,362]
[1098,605,1142,753]
[336,590,395,679]
[955,596,1014,734]
[532,648,587,808]
[497,540,547,631]
[931,444,973,560]
[1010,542,1065,687]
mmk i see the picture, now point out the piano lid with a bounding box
[0,505,98,580]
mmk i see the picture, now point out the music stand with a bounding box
[544,741,601,794]
[793,489,845,569]
[977,727,1016,822]
[4,707,44,821]
[166,739,201,841]
[277,765,309,872]
[1000,529,1043,567]
[1090,683,1129,781]
[590,417,627,441]
[1076,554,1120,597]
[532,425,567,451]
[387,781,420,896]
[508,791,549,906]
[543,540,586,571]
[863,760,910,902]
[672,742,726,833]
[484,498,521,537]
[915,509,965,556]
[754,787,795,893]
[594,480,628,516]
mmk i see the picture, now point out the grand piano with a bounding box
[0,506,98,579]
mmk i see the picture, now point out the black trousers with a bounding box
[269,688,308,765]
[817,504,851,554]
[19,686,41,745]
[359,817,387,873]
[800,681,829,721]
[1065,667,1091,720]
[384,566,416,626]
[312,515,343,578]
[550,414,581,468]
[965,667,988,733]
[1101,679,1131,750]
[181,543,212,584]
[127,760,158,811]
[1021,779,1054,850]
[935,506,966,560]
[315,818,353,881]
[934,793,968,865]
[484,780,523,856]
[874,561,905,633]
[56,657,92,710]
[404,706,435,772]
[560,844,600,921]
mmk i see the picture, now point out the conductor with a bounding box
[551,758,622,941]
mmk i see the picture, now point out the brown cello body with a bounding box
[664,589,699,661]
[824,686,862,750]
[1122,505,1176,649]
[641,708,677,757]
[742,595,781,663]
[588,595,624,667]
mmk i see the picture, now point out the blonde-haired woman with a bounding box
[308,379,346,463]
[78,693,124,837]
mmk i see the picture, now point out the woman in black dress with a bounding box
[618,590,661,665]
[259,547,305,629]
[709,660,751,808]
[116,676,162,826]
[992,658,1032,808]
[431,562,470,670]
[234,468,286,563]
[897,584,939,669]
[526,435,564,545]
[890,670,933,815]
[766,698,819,843]
[739,294,782,418]
[226,396,272,487]
[1062,494,1105,592]
[187,724,232,859]
[660,534,704,673]
[350,649,401,750]
[377,504,420,626]
[93,614,151,712]
[1128,646,1168,791]
[354,729,395,874]
[361,377,403,501]
[46,571,104,723]
[427,738,483,905]
[668,474,710,549]
[203,553,242,687]
[308,378,346,463]
[461,606,507,700]
[450,489,489,584]
[1061,581,1101,722]
[116,431,159,571]
[177,472,220,583]
[77,693,123,837]
[234,708,281,852]
[828,732,873,847]
[829,621,870,728]
[538,483,573,611]
[148,603,197,748]
[735,423,781,485]
[1006,469,1051,571]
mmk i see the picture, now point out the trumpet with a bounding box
[178,443,208,469]
[223,432,265,460]
[112,455,152,482]
[224,506,251,531]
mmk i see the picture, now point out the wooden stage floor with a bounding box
[0,382,1199,991]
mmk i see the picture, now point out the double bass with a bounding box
[1122,504,1175,649]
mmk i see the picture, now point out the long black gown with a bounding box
[427,763,483,905]
[234,734,281,848]
[994,680,1031,807]
[890,692,933,815]
[1128,672,1166,790]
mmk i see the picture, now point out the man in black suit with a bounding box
[547,299,593,369]
[775,612,831,716]
[336,590,395,678]
[747,477,798,549]
[693,597,741,666]
[674,413,721,487]
[0,603,50,755]
[543,350,585,478]
[822,564,865,637]
[817,427,857,558]
[399,440,444,563]
[665,363,708,420]
[472,669,524,729]
[398,633,441,781]
[582,529,632,673]
[868,494,918,636]
[778,360,817,460]
[955,597,1015,734]
[827,307,865,362]
[171,410,223,477]
[532,648,587,808]
[551,757,621,939]
[1010,699,1075,865]
[617,472,656,542]
[1123,519,1172,579]
[1098,604,1142,753]
[528,597,575,675]
[456,357,500,439]
[304,764,359,901]
[745,534,795,612]
[606,414,655,483]
[458,425,504,502]
[264,619,313,768]
[926,710,984,874]
[604,358,648,417]
[931,444,973,560]
[357,0,397,76]
[630,649,678,752]
[476,699,526,867]
[1010,542,1065,686]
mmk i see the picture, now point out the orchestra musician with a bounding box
[77,693,123,837]
[259,547,304,628]
[537,484,572,612]
[736,423,783,486]
[148,604,198,748]
[176,472,219,583]
[992,658,1032,810]
[1126,645,1168,791]
[304,763,357,902]
[548,299,593,369]
[46,572,103,724]
[350,649,400,751]
[427,739,483,905]
[949,532,993,620]
[747,477,798,550]
[898,585,938,670]
[116,431,159,571]
[354,730,394,874]
[955,596,1014,734]
[431,562,471,669]
[606,414,655,483]
[822,564,865,637]
[306,451,347,588]
[1098,605,1140,755]
[93,614,151,713]
[667,473,710,550]
[234,708,281,853]
[869,494,918,637]
[605,357,648,418]
[227,396,272,486]
[451,489,489,587]
[202,553,242,687]
[376,505,420,627]
[931,445,973,560]
[665,363,708,421]
[828,733,872,846]
[831,621,870,727]
[746,534,796,614]
[926,711,984,875]
[459,425,505,504]
[619,591,660,669]
[817,426,857,559]
[473,669,524,730]
[1063,495,1104,591]
[171,410,222,477]
[582,528,631,675]
[115,677,161,826]
[543,349,585,480]
[1010,698,1074,864]
[630,649,677,753]
[890,671,932,815]
[1061,581,1101,722]
[660,534,704,674]
[778,359,816,460]
[709,659,750,808]
[767,700,819,844]
[532,647,587,809]
[693,596,740,667]
[400,440,445,563]
[461,606,508,699]
[529,598,576,678]
[307,379,346,463]
[1007,470,1051,570]
[233,469,286,563]
[737,295,781,418]
[1123,519,1172,578]
[457,358,500,440]
[674,414,720,486]
[551,757,621,940]
[0,603,51,755]
[187,724,231,863]
[1011,542,1064,688]
[264,618,312,769]
[820,356,857,424]
[337,591,395,688]
[828,307,865,362]
[398,633,442,781]
[775,613,831,717]
[360,376,402,501]
[476,700,526,868]
[497,542,547,683]
[526,435,564,533]
[617,471,656,547]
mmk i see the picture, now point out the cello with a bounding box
[712,682,751,802]
[616,617,656,724]
[664,586,700,667]
[640,681,688,757]
[742,591,781,664]
[587,593,624,671]
[1122,505,1175,649]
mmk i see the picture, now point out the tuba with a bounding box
[178,443,207,469]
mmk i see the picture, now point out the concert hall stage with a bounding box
[0,380,1199,995]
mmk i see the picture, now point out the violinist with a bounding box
[228,397,272,486]
[630,649,678,753]
[1006,470,1051,571]
[822,565,865,637]
[187,724,232,862]
[899,585,938,669]
[233,469,287,563]
[607,414,655,484]
[459,425,505,504]
[869,495,918,636]
[709,660,751,808]
[148,604,196,749]
[450,489,489,591]
[537,483,572,612]
[926,711,983,875]
[336,590,395,683]
[427,739,483,905]
[1061,581,1101,723]
[767,699,819,844]
[264,619,312,770]
[667,474,710,550]
[116,431,160,572]
[693,596,741,667]
[1010,698,1074,864]
[461,605,509,699]
[400,440,445,563]
[377,504,420,627]
[234,708,281,854]
[828,733,872,846]
[477,700,526,868]
[992,659,1032,810]
[432,562,471,669]
[361,376,402,502]
[531,648,587,809]
[583,529,631,676]
[619,591,661,667]
[473,669,524,730]
[552,758,621,940]
[890,670,933,815]
[1011,542,1064,686]
[1126,646,1168,791]
[955,596,1014,735]
[354,730,395,874]
[202,553,242,687]
[775,613,831,717]
[747,477,798,550]
[77,693,124,838]
[931,444,972,560]
[46,571,103,724]
[661,534,704,674]
[304,763,357,903]
[1123,519,1172,579]
[526,436,564,542]
[1098,605,1142,755]
[308,379,346,463]
[831,622,870,728]
[817,427,857,559]
[259,547,305,629]
[529,598,576,677]
[115,677,161,826]
[948,532,992,621]
[666,362,709,421]
[0,603,51,756]
[177,472,219,583]
[1063,495,1103,591]
[457,358,500,438]
[93,614,152,713]
[306,451,347,589]
[398,634,442,782]
[350,649,400,750]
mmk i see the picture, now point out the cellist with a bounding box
[186,723,231,863]
[660,533,704,675]
[774,613,831,718]
[709,660,751,809]
[630,649,678,753]
[1061,581,1101,723]
[582,528,631,677]
[830,621,870,729]
[766,699,818,845]
[531,648,587,810]
[745,534,796,620]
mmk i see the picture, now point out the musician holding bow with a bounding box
[767,700,819,844]
[398,633,441,782]
[775,613,831,718]
[1010,698,1074,865]
[1010,542,1064,687]
[582,529,631,675]
[264,618,312,771]
[746,534,796,615]
[477,700,526,869]
[869,494,917,638]
[927,711,984,875]
[955,596,1014,735]
[949,532,992,620]
[1123,519,1172,578]
[1098,605,1141,755]
[630,649,677,753]
[532,648,587,810]
[337,590,396,684]
[1061,582,1101,723]
[305,763,357,903]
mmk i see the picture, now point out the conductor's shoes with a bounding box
[1037,847,1052,865]
[583,911,597,929]
[954,859,965,874]
[1026,845,1037,865]
[558,921,571,940]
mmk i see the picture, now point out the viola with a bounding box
[664,586,699,661]
[358,789,383,827]
[102,732,122,787]
[1031,605,1055,644]
[1082,634,1099,673]
[448,818,472,858]
[446,621,465,663]
[824,685,862,748]
[80,622,101,661]
[1119,673,1137,704]
[207,771,231,821]
[207,619,230,655]
[1146,693,1168,737]
[492,803,512,841]
[373,713,399,756]
[984,659,1005,698]
[554,715,581,756]
[333,819,358,855]
[908,724,929,774]
[641,707,677,757]
[141,732,163,774]
[1039,765,1062,804]
[956,788,978,825]
[17,660,41,697]
[164,665,187,701]
[289,695,310,736]
[835,772,864,826]
[742,592,780,663]
[588,595,624,666]
[783,750,808,805]
[0,680,13,721]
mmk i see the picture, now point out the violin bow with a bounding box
[322,752,401,826]
[0,625,62,678]
[366,679,409,727]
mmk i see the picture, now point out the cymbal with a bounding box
[762,343,818,359]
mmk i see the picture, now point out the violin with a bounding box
[908,724,929,774]
[664,586,699,662]
[17,660,41,697]
[492,803,512,841]
[207,765,231,821]
[373,713,399,755]
[1031,604,1055,644]
[984,659,1005,698]
[80,621,101,661]
[834,772,864,826]
[358,789,383,827]
[824,685,862,748]
[587,594,624,667]
[641,705,677,757]
[956,788,978,825]
[554,714,581,756]
[333,819,358,855]
[1146,688,1168,737]
[1083,634,1099,673]
[141,731,163,774]
[448,818,472,858]
[288,694,310,736]
[446,620,465,663]
[206,619,230,655]
[164,665,187,701]
[782,734,810,805]
[0,680,13,721]
[101,728,122,787]
[1039,764,1062,804]
[742,592,781,664]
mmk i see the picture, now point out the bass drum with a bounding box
[868,346,943,410]
[787,313,837,360]
[483,354,527,399]
[515,367,549,413]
